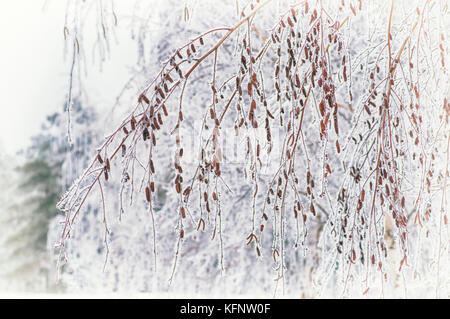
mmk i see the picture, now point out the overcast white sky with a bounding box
[0,1,140,156]
[0,1,67,155]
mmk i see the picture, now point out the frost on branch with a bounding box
[54,0,449,297]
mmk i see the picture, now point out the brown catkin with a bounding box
[146,187,151,202]
[142,94,150,104]
[310,203,316,215]
[287,16,294,27]
[334,116,339,135]
[150,160,155,173]
[158,88,165,99]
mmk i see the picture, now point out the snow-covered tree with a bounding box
[52,0,449,298]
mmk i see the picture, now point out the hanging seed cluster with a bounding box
[57,0,449,291]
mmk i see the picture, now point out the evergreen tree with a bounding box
[0,100,96,293]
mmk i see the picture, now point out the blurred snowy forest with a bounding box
[0,0,449,298]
